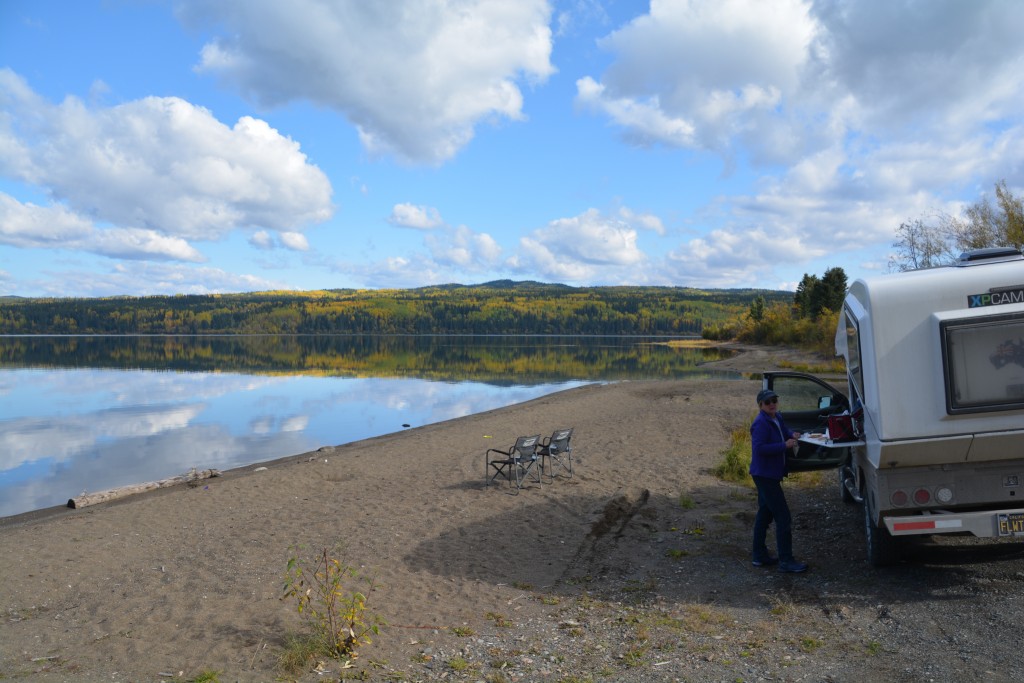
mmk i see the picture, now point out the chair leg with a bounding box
[487,459,501,487]
[487,459,513,488]
[528,456,542,486]
[487,453,542,493]
[510,456,539,491]
[540,449,571,481]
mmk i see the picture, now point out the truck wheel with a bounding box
[863,492,901,567]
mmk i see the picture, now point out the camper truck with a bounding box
[762,247,1024,566]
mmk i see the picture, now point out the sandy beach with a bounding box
[9,342,1015,683]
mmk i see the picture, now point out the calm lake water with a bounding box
[0,335,738,518]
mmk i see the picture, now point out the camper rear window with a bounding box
[941,312,1024,414]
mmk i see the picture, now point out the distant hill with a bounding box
[0,282,792,336]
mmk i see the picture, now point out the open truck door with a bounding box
[762,371,852,472]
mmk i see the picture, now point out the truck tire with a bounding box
[863,491,901,566]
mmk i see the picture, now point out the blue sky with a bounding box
[1,0,1023,297]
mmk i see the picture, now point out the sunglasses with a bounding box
[762,397,779,404]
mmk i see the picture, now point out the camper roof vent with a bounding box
[956,247,1023,266]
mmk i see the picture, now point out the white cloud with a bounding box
[356,254,445,289]
[177,0,556,164]
[249,230,274,249]
[425,225,502,269]
[247,229,309,251]
[0,193,92,246]
[577,0,817,154]
[91,228,207,262]
[664,226,805,288]
[577,0,1024,175]
[0,193,206,262]
[389,203,444,229]
[321,220,504,288]
[511,208,646,283]
[808,1,1024,134]
[571,0,1024,282]
[576,76,697,147]
[618,207,665,235]
[32,262,289,297]
[0,69,333,249]
[279,231,310,251]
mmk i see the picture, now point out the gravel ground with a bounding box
[372,477,1024,683]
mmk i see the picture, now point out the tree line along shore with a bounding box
[1,280,791,337]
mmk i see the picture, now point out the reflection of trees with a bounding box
[0,336,737,383]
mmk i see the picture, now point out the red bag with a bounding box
[827,415,855,442]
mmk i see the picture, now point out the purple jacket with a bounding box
[749,409,794,480]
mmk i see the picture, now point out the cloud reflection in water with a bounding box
[0,367,585,517]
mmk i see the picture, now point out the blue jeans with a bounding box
[752,475,794,562]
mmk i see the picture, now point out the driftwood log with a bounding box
[67,468,221,509]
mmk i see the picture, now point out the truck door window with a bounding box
[772,376,831,412]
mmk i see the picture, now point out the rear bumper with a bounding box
[885,508,1024,538]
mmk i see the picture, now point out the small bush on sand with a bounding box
[714,416,754,485]
[187,673,221,683]
[281,546,384,669]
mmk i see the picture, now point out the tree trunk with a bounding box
[67,468,220,509]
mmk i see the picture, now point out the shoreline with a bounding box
[1,342,811,529]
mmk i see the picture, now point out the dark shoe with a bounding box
[751,555,778,567]
[778,560,808,573]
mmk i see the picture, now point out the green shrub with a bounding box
[281,546,384,664]
[713,416,754,485]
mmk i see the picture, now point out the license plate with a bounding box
[997,513,1024,536]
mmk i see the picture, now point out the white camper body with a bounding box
[840,249,1024,563]
[765,248,1024,565]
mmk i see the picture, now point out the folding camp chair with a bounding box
[536,427,573,482]
[485,434,542,492]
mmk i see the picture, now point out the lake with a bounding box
[0,335,739,518]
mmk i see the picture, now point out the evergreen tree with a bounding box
[794,274,820,318]
[792,267,846,319]
[820,267,848,313]
[748,295,765,323]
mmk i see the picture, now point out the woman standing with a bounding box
[749,388,808,573]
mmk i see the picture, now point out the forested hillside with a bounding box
[0,281,791,335]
